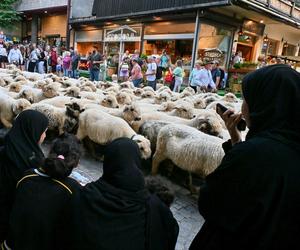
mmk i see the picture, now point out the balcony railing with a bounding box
[251,0,300,22]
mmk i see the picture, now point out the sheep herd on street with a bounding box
[0,65,245,191]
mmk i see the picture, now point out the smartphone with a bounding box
[216,103,247,131]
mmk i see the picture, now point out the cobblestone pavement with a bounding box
[69,152,204,250]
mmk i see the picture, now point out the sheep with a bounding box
[167,101,195,119]
[116,92,132,105]
[17,84,59,103]
[152,124,225,191]
[142,86,156,93]
[155,91,172,104]
[120,81,134,89]
[130,111,224,138]
[76,108,151,159]
[80,81,97,92]
[63,86,81,98]
[30,103,78,135]
[14,75,27,82]
[0,93,31,128]
[134,88,144,97]
[39,96,73,108]
[222,92,239,103]
[101,94,119,108]
[183,95,206,109]
[8,82,22,93]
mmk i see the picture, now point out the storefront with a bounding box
[197,22,233,67]
[75,29,103,56]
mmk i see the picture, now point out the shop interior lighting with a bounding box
[44,10,48,13]
[283,41,288,48]
[126,18,131,22]
[263,34,269,43]
[260,20,264,23]
[238,27,243,36]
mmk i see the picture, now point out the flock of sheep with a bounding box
[0,65,244,191]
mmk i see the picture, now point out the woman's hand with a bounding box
[221,110,243,145]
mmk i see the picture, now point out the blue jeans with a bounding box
[72,69,79,79]
[133,78,143,87]
[90,69,100,81]
[147,80,156,90]
[63,68,71,77]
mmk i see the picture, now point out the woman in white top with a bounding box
[189,61,202,93]
[0,43,7,69]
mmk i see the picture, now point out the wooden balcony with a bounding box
[244,0,300,22]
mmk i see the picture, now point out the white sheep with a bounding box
[0,93,31,128]
[152,124,225,190]
[30,103,77,135]
[76,108,151,159]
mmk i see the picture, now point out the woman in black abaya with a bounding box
[0,110,48,243]
[190,64,300,250]
[73,138,178,250]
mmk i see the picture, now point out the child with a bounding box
[6,133,82,250]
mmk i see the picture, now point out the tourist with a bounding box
[71,50,80,79]
[28,45,39,72]
[211,61,222,89]
[56,55,63,76]
[0,110,48,245]
[196,60,216,93]
[37,48,46,74]
[90,46,103,81]
[131,49,140,60]
[7,134,81,250]
[72,138,179,250]
[122,50,130,61]
[145,56,157,90]
[190,64,300,250]
[119,57,130,82]
[7,44,23,66]
[62,51,72,77]
[0,43,7,69]
[173,60,184,93]
[50,47,58,73]
[189,61,202,93]
[130,58,143,87]
[159,49,170,71]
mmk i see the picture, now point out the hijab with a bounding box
[242,64,300,145]
[4,110,48,172]
[76,138,149,250]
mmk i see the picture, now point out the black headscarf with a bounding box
[75,138,149,250]
[4,110,49,172]
[242,64,300,145]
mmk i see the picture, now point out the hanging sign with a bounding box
[203,48,224,62]
[104,25,141,42]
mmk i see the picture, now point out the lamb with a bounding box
[30,103,78,135]
[152,124,225,190]
[76,108,151,159]
[0,93,31,128]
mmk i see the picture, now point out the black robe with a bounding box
[0,110,48,242]
[8,168,81,250]
[190,65,300,250]
[72,138,178,250]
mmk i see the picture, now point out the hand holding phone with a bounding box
[216,103,247,131]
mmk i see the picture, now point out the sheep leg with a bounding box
[151,151,166,175]
[0,117,12,128]
[187,172,197,194]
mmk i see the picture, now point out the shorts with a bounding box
[0,56,8,63]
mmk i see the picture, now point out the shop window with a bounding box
[261,39,279,56]
[77,42,103,58]
[197,23,232,67]
[144,21,195,35]
[282,43,296,56]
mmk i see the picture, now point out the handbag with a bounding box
[164,71,174,83]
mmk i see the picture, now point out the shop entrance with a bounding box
[236,44,253,62]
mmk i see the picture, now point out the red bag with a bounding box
[164,71,174,83]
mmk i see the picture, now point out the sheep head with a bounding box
[196,116,223,138]
[19,89,34,103]
[42,84,59,98]
[132,134,152,159]
[12,99,31,115]
[134,88,144,97]
[223,93,239,103]
[101,95,119,108]
[116,92,132,105]
[9,82,22,93]
[65,87,81,98]
[123,104,141,123]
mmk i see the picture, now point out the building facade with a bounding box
[16,0,68,45]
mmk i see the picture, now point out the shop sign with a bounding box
[242,19,265,36]
[203,48,223,62]
[104,25,141,42]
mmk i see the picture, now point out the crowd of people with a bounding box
[0,41,81,78]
